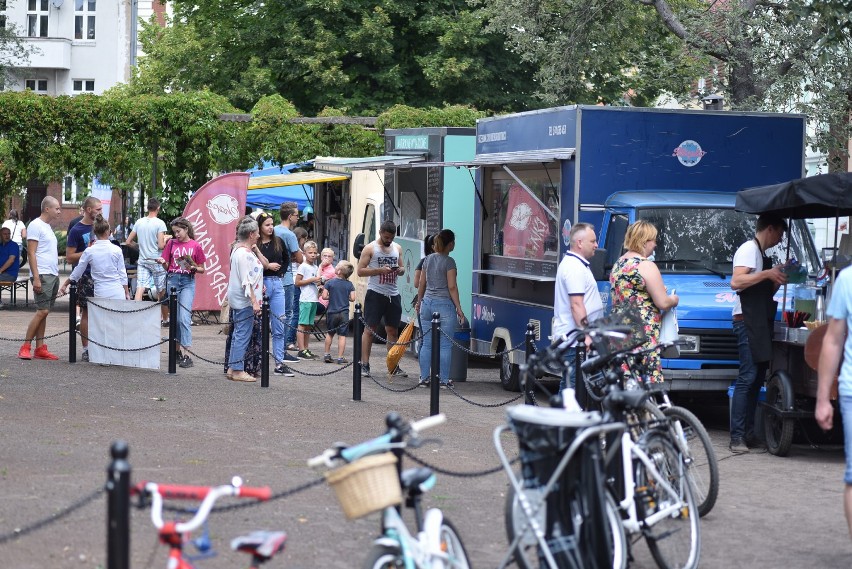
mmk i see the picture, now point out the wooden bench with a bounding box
[0,276,29,307]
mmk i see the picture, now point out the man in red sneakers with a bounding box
[19,196,62,361]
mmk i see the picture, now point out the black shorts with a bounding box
[363,289,402,329]
[327,311,349,337]
[76,272,95,308]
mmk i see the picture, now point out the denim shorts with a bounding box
[841,395,852,484]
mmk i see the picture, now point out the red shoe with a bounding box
[18,343,32,360]
[33,344,59,361]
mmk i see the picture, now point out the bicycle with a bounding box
[499,320,700,569]
[583,342,720,517]
[133,476,284,569]
[308,412,471,569]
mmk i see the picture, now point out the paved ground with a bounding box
[1,294,852,568]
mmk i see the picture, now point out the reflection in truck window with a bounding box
[487,169,560,262]
[639,208,822,276]
[605,214,629,269]
[363,204,376,243]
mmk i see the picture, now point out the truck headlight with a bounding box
[677,334,700,354]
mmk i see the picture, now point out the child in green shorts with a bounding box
[295,241,321,359]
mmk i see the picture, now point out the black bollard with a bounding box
[352,303,363,401]
[106,440,131,569]
[168,287,178,374]
[524,323,536,405]
[430,312,440,416]
[69,282,77,363]
[261,294,270,388]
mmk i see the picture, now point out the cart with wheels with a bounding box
[735,173,852,456]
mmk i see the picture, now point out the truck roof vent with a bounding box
[703,281,732,288]
[528,319,541,341]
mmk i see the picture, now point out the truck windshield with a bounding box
[639,207,822,276]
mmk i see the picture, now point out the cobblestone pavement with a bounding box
[0,297,851,568]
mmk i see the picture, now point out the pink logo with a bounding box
[206,194,239,225]
[672,140,707,167]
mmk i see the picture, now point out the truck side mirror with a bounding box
[354,233,366,259]
[590,248,607,281]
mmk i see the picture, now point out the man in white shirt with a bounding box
[126,198,170,324]
[19,196,62,361]
[554,222,604,390]
[729,213,787,453]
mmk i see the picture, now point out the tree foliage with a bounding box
[130,0,535,115]
[0,23,33,88]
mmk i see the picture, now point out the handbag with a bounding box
[659,307,680,358]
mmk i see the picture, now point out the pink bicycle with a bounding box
[133,476,285,569]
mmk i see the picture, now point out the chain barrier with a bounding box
[159,477,326,515]
[86,298,168,314]
[403,449,518,478]
[178,301,255,324]
[0,486,103,544]
[437,326,525,358]
[182,347,255,368]
[0,329,69,343]
[78,332,169,352]
[367,374,421,393]
[289,361,354,377]
[445,384,525,408]
[358,315,426,347]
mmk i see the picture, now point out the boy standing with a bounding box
[295,241,321,359]
[321,261,356,363]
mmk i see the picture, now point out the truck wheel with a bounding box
[501,351,521,392]
[764,372,795,457]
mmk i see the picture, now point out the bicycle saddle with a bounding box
[401,467,433,492]
[231,530,287,561]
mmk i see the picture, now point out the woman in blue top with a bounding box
[416,229,465,387]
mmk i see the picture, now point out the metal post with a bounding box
[261,294,270,388]
[352,303,363,401]
[168,286,178,374]
[69,282,77,363]
[524,323,535,405]
[574,345,587,410]
[106,440,130,569]
[430,312,440,416]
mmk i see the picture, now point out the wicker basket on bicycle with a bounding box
[325,452,402,520]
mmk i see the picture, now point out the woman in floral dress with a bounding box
[609,220,679,383]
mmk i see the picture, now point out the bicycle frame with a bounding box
[373,504,448,569]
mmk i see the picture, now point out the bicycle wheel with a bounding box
[505,484,627,569]
[362,544,402,569]
[439,517,471,569]
[663,406,719,517]
[635,431,700,569]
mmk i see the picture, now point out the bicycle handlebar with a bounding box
[136,477,271,534]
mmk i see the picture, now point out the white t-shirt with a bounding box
[2,219,24,244]
[228,246,263,310]
[26,217,58,276]
[553,252,604,338]
[134,216,168,261]
[731,239,762,316]
[69,240,127,299]
[296,262,319,302]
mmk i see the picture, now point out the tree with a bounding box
[130,1,536,115]
[0,23,33,88]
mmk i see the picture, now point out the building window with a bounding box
[74,0,96,40]
[72,79,95,93]
[1,0,7,29]
[25,79,48,93]
[63,177,84,204]
[27,0,49,37]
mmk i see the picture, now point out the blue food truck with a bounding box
[469,105,821,392]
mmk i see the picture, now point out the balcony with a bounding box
[14,37,72,70]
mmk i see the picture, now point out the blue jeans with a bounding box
[285,283,299,345]
[841,395,852,484]
[265,277,286,363]
[559,351,580,392]
[730,320,768,441]
[168,273,195,348]
[229,306,255,371]
[418,297,457,383]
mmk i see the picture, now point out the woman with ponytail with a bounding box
[60,215,129,302]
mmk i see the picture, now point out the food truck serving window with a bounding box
[483,166,561,268]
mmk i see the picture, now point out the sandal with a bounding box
[161,319,170,327]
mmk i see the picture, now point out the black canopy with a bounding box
[735,172,852,219]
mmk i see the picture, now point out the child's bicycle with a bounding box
[133,476,285,569]
[308,412,471,569]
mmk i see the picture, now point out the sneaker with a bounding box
[229,370,257,382]
[179,354,194,368]
[297,350,316,360]
[391,365,408,378]
[81,350,89,362]
[274,363,295,377]
[446,380,454,389]
[323,354,333,364]
[18,343,32,360]
[361,363,371,377]
[34,344,59,361]
[336,357,348,365]
[418,378,431,388]
[282,352,301,363]
[729,439,749,454]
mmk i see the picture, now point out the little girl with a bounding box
[317,247,337,314]
[156,217,206,369]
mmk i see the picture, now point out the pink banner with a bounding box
[182,172,249,311]
[502,183,551,259]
